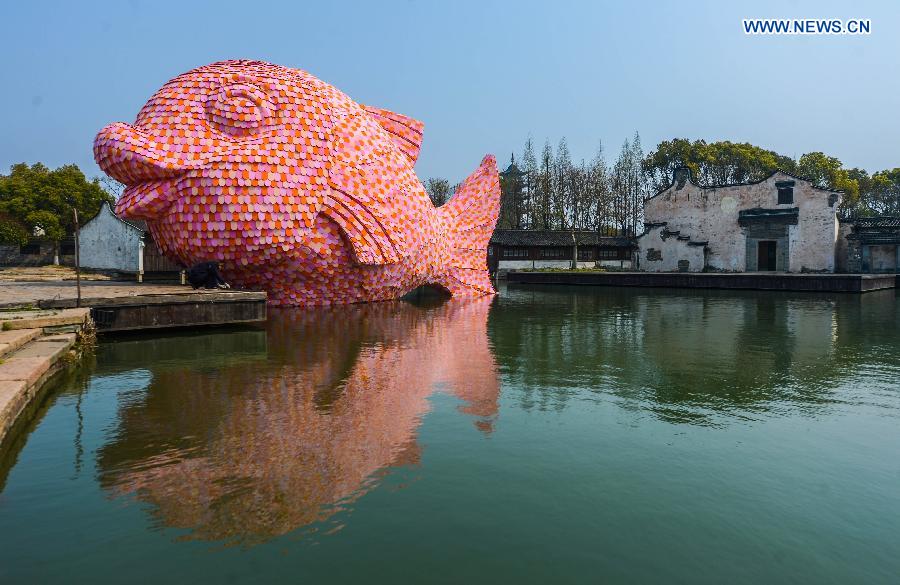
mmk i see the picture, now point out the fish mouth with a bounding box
[116,179,181,220]
[94,122,219,219]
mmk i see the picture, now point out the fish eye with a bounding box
[205,82,275,138]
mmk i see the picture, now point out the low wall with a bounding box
[507,271,896,293]
[499,260,633,270]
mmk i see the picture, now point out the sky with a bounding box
[2,0,899,186]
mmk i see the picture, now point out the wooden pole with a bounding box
[73,207,81,308]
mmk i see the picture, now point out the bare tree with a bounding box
[425,178,452,207]
[99,175,125,199]
[522,137,538,229]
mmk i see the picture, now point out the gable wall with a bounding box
[79,205,144,272]
[644,172,839,272]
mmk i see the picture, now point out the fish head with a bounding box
[93,60,343,266]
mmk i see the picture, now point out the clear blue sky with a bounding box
[2,0,898,186]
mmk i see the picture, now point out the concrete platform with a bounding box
[506,271,898,292]
[0,281,187,308]
[85,290,267,333]
[1,281,266,333]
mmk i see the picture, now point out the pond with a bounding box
[1,285,898,584]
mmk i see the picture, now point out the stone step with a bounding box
[0,333,78,443]
[0,333,77,386]
[0,308,90,332]
[0,328,41,360]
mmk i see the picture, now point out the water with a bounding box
[1,285,898,584]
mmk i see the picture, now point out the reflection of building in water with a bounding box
[490,287,862,423]
[636,294,839,416]
[97,297,499,544]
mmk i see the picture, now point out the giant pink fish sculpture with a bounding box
[94,60,500,306]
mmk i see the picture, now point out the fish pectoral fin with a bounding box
[363,105,424,164]
[322,188,400,265]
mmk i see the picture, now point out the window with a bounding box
[539,247,570,259]
[776,181,794,204]
[502,247,528,259]
[19,243,41,255]
[577,248,594,261]
[598,248,621,260]
[60,241,76,255]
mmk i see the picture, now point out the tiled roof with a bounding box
[84,201,147,233]
[490,229,634,247]
[852,217,900,229]
[125,219,148,232]
[737,207,799,225]
[647,167,843,202]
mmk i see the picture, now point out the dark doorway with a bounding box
[757,241,777,271]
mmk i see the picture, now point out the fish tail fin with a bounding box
[434,155,500,297]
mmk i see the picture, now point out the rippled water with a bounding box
[1,285,898,584]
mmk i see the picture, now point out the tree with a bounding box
[643,139,795,191]
[522,137,538,229]
[99,175,125,199]
[587,143,613,233]
[857,168,900,216]
[0,213,28,245]
[0,163,114,263]
[796,152,859,215]
[553,138,572,230]
[424,177,452,207]
[536,140,554,229]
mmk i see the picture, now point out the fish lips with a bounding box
[94,122,222,219]
[115,179,183,220]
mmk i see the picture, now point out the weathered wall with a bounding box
[835,221,853,272]
[597,259,633,269]
[869,245,899,272]
[636,226,706,272]
[0,242,74,266]
[79,203,143,272]
[644,171,840,272]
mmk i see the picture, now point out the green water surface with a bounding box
[0,285,898,584]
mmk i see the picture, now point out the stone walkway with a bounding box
[0,308,89,445]
[0,281,189,308]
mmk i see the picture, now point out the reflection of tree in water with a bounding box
[491,286,899,425]
[97,296,499,545]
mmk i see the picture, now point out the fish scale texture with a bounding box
[94,60,499,306]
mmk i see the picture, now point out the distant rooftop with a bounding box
[490,229,634,247]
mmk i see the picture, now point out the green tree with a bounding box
[0,213,28,245]
[643,139,795,192]
[0,162,114,262]
[861,168,900,215]
[796,152,859,214]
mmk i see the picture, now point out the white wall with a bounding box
[79,203,144,272]
[498,259,633,270]
[644,172,840,272]
[637,226,706,272]
[835,221,853,272]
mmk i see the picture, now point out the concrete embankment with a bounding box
[0,308,91,448]
[506,271,897,292]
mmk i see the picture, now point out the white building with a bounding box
[637,168,842,272]
[79,202,181,278]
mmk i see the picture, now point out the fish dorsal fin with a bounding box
[363,105,424,164]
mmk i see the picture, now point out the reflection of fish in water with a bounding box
[97,296,499,544]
